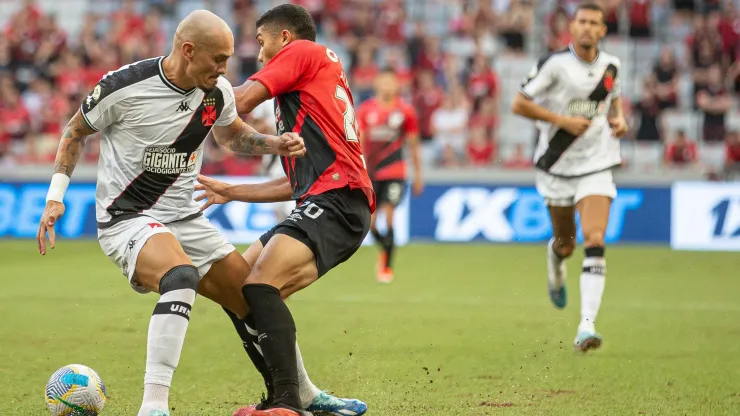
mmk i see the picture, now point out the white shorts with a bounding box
[535,169,617,207]
[97,215,236,294]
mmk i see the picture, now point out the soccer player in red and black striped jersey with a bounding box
[195,4,374,416]
[356,69,423,283]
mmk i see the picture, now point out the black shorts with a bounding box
[372,180,406,207]
[259,187,371,277]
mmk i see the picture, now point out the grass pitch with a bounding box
[0,240,739,415]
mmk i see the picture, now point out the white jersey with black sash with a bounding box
[80,57,237,228]
[520,45,622,177]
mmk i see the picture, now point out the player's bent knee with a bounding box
[159,264,199,294]
[555,238,576,256]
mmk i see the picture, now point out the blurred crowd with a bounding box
[1,0,740,178]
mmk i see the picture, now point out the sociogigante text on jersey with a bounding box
[566,99,606,120]
[142,145,197,175]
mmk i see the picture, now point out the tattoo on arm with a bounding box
[228,123,274,155]
[54,111,96,177]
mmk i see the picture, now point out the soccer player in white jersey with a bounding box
[35,10,365,416]
[511,2,628,353]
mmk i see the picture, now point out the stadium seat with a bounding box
[628,141,663,171]
[699,142,726,171]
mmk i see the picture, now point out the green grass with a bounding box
[1,240,739,415]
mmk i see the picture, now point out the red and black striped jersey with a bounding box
[249,40,375,213]
[356,97,418,181]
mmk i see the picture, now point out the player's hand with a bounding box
[557,116,591,137]
[195,175,232,211]
[608,116,628,138]
[412,178,424,196]
[276,132,306,158]
[37,200,66,255]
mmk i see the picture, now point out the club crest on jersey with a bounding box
[604,69,614,92]
[142,145,197,174]
[388,111,405,128]
[567,99,604,120]
[202,97,217,126]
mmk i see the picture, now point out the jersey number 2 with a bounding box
[335,85,359,143]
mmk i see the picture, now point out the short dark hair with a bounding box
[256,4,317,42]
[574,2,605,23]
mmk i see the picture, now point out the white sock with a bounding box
[296,341,322,408]
[138,288,196,415]
[579,256,606,333]
[547,239,566,288]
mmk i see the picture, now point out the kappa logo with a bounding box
[202,97,217,126]
[177,101,191,112]
[287,212,303,222]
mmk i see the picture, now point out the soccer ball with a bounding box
[45,364,107,416]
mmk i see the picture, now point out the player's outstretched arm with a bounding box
[233,80,271,115]
[37,110,97,255]
[211,117,306,157]
[195,175,292,210]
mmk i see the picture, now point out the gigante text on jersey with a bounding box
[142,145,197,175]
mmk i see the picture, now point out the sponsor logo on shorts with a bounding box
[142,146,197,175]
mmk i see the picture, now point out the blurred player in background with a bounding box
[196,4,374,415]
[511,2,628,352]
[356,68,423,283]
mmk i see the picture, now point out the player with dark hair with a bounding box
[196,4,374,416]
[512,2,628,352]
[356,68,423,283]
[36,9,365,416]
[36,10,306,416]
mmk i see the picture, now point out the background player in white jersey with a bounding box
[511,2,628,353]
[35,10,361,416]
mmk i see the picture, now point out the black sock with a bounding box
[222,307,274,402]
[370,228,386,251]
[384,227,395,269]
[242,283,300,409]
